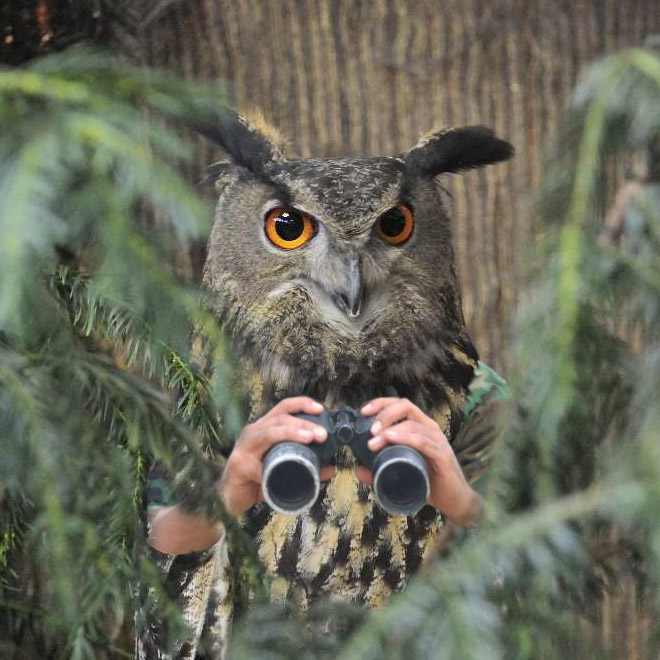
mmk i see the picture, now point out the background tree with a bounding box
[1,0,118,65]
[0,49,254,658]
[3,2,660,658]
[116,0,660,376]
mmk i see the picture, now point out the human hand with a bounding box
[356,398,482,526]
[218,397,335,516]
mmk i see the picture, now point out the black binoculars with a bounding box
[262,406,430,516]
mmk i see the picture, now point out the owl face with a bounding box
[201,114,513,407]
[207,156,454,330]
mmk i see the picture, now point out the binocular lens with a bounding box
[373,446,430,516]
[262,440,430,517]
[262,442,320,514]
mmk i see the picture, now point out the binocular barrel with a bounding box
[262,441,430,516]
[261,442,321,515]
[372,445,430,516]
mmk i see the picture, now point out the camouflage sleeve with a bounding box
[145,462,177,511]
[452,361,512,487]
[136,465,233,659]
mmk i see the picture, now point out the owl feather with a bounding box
[202,111,513,603]
[138,113,514,658]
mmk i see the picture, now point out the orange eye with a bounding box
[265,207,315,250]
[376,204,414,246]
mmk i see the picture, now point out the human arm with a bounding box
[355,397,483,526]
[147,396,333,554]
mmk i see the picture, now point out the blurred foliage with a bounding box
[0,48,249,658]
[3,43,660,659]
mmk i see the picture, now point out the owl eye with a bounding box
[376,204,414,246]
[265,207,315,250]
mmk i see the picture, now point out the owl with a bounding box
[138,111,513,658]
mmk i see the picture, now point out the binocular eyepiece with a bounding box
[262,407,430,517]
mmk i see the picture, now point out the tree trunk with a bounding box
[113,2,660,657]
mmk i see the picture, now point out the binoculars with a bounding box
[262,406,430,516]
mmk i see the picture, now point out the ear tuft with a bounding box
[193,108,285,175]
[405,126,514,178]
[242,109,289,158]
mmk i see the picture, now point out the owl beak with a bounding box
[332,255,363,318]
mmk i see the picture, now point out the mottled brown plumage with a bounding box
[137,112,513,659]
[201,114,512,608]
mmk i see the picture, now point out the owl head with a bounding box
[201,112,513,416]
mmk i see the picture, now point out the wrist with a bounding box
[216,470,236,516]
[448,487,483,527]
[216,467,249,517]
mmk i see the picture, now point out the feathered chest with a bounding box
[233,317,476,606]
[243,450,444,609]
[217,275,478,414]
[220,271,477,605]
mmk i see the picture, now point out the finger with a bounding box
[249,425,326,456]
[320,465,336,481]
[354,465,373,484]
[369,399,437,436]
[263,397,324,419]
[360,397,401,416]
[369,427,455,466]
[250,413,328,441]
[369,430,435,457]
[367,421,446,453]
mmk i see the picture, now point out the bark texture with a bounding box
[120,0,660,377]
[114,2,660,657]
